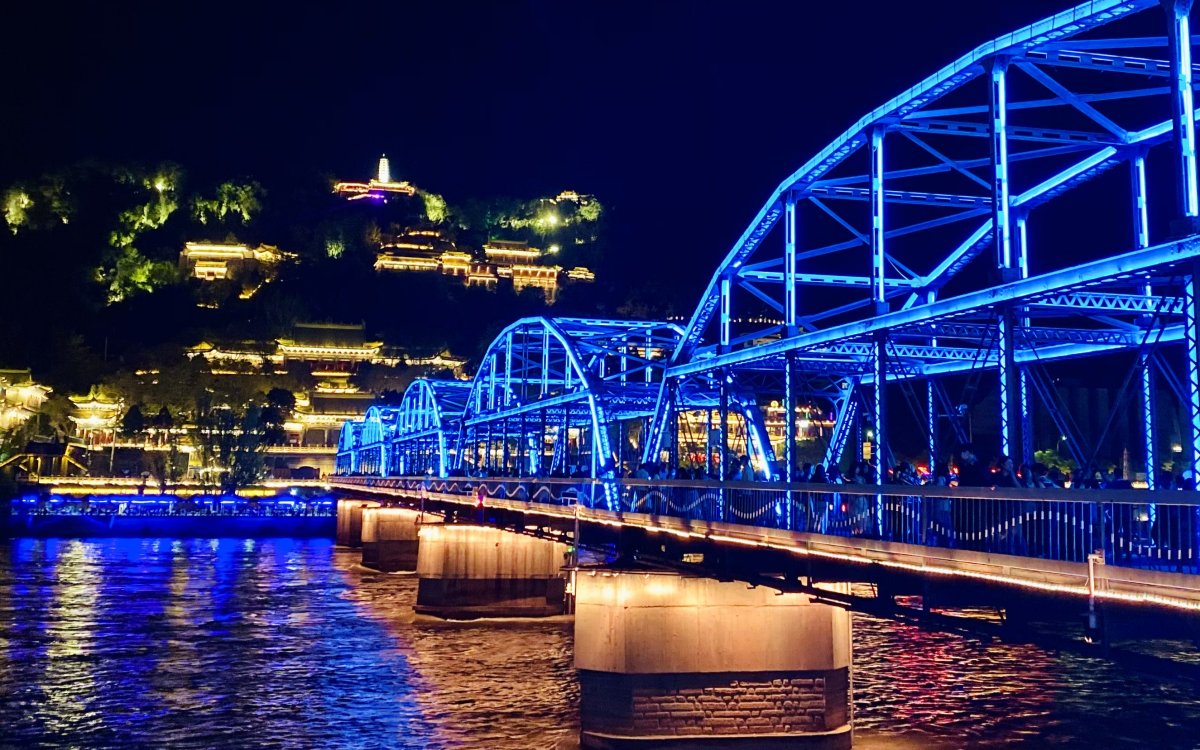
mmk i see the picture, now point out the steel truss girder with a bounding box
[1022,48,1182,77]
[1030,291,1186,314]
[896,118,1123,147]
[738,271,922,288]
[669,236,1200,379]
[807,185,992,207]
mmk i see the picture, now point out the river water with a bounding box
[1,537,1199,749]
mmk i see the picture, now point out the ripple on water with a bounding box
[4,538,1200,749]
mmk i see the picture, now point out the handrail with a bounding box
[332,475,1197,507]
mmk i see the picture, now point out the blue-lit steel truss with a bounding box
[354,405,401,476]
[342,0,1200,497]
[390,379,471,478]
[335,421,364,475]
[637,0,1200,488]
[457,317,686,479]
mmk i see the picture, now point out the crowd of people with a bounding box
[616,441,1193,491]
[459,441,1195,491]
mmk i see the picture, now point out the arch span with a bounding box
[390,378,471,478]
[643,0,1200,485]
[458,317,683,485]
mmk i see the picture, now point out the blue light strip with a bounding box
[870,128,887,305]
[991,59,1013,270]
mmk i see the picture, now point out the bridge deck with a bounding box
[333,476,1200,613]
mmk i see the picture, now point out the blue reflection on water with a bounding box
[0,537,439,749]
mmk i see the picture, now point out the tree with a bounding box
[152,405,173,430]
[121,404,146,440]
[191,180,265,225]
[3,187,33,233]
[420,190,449,224]
[194,400,270,492]
[261,388,295,446]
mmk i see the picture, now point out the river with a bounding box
[1,537,1199,749]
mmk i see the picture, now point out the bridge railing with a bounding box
[335,475,1200,575]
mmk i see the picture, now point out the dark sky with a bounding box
[1,1,1057,298]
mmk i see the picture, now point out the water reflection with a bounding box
[3,538,1200,749]
[334,552,579,749]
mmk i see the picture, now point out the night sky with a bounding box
[2,1,1057,298]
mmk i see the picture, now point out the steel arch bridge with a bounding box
[340,0,1200,495]
[636,0,1200,489]
[345,405,400,476]
[390,378,471,478]
[457,317,695,480]
[336,420,363,475]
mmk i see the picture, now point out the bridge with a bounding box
[332,2,1200,747]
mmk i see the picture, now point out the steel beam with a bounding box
[669,237,1200,378]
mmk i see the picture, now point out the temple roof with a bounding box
[282,323,373,348]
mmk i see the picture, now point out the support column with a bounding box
[870,127,887,314]
[1133,153,1157,489]
[719,370,731,480]
[927,379,937,472]
[872,335,887,480]
[1164,0,1200,478]
[361,507,439,571]
[991,57,1015,277]
[1019,369,1033,466]
[1186,275,1200,479]
[998,311,1022,460]
[1165,0,1199,221]
[784,194,798,334]
[784,354,798,482]
[720,277,732,352]
[335,498,381,548]
[414,525,570,619]
[575,571,852,749]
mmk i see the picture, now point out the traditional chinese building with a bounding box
[276,322,400,372]
[333,155,417,201]
[0,369,50,431]
[179,242,293,300]
[68,387,123,447]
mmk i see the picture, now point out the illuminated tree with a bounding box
[420,190,449,224]
[577,199,602,222]
[191,180,265,225]
[3,187,33,233]
[105,245,178,303]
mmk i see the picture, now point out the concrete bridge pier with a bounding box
[361,507,438,571]
[574,570,852,749]
[414,524,570,619]
[335,498,381,548]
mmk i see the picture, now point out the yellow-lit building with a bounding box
[512,264,562,298]
[333,155,417,200]
[439,251,473,276]
[403,351,468,377]
[483,240,543,265]
[69,387,123,447]
[179,242,292,291]
[566,266,596,282]
[286,388,378,448]
[186,342,287,374]
[276,323,398,368]
[374,253,440,272]
[0,369,50,430]
[763,401,835,457]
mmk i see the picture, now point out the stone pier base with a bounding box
[361,507,438,571]
[575,571,852,749]
[336,498,380,548]
[414,524,569,618]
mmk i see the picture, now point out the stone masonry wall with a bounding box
[579,668,849,738]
